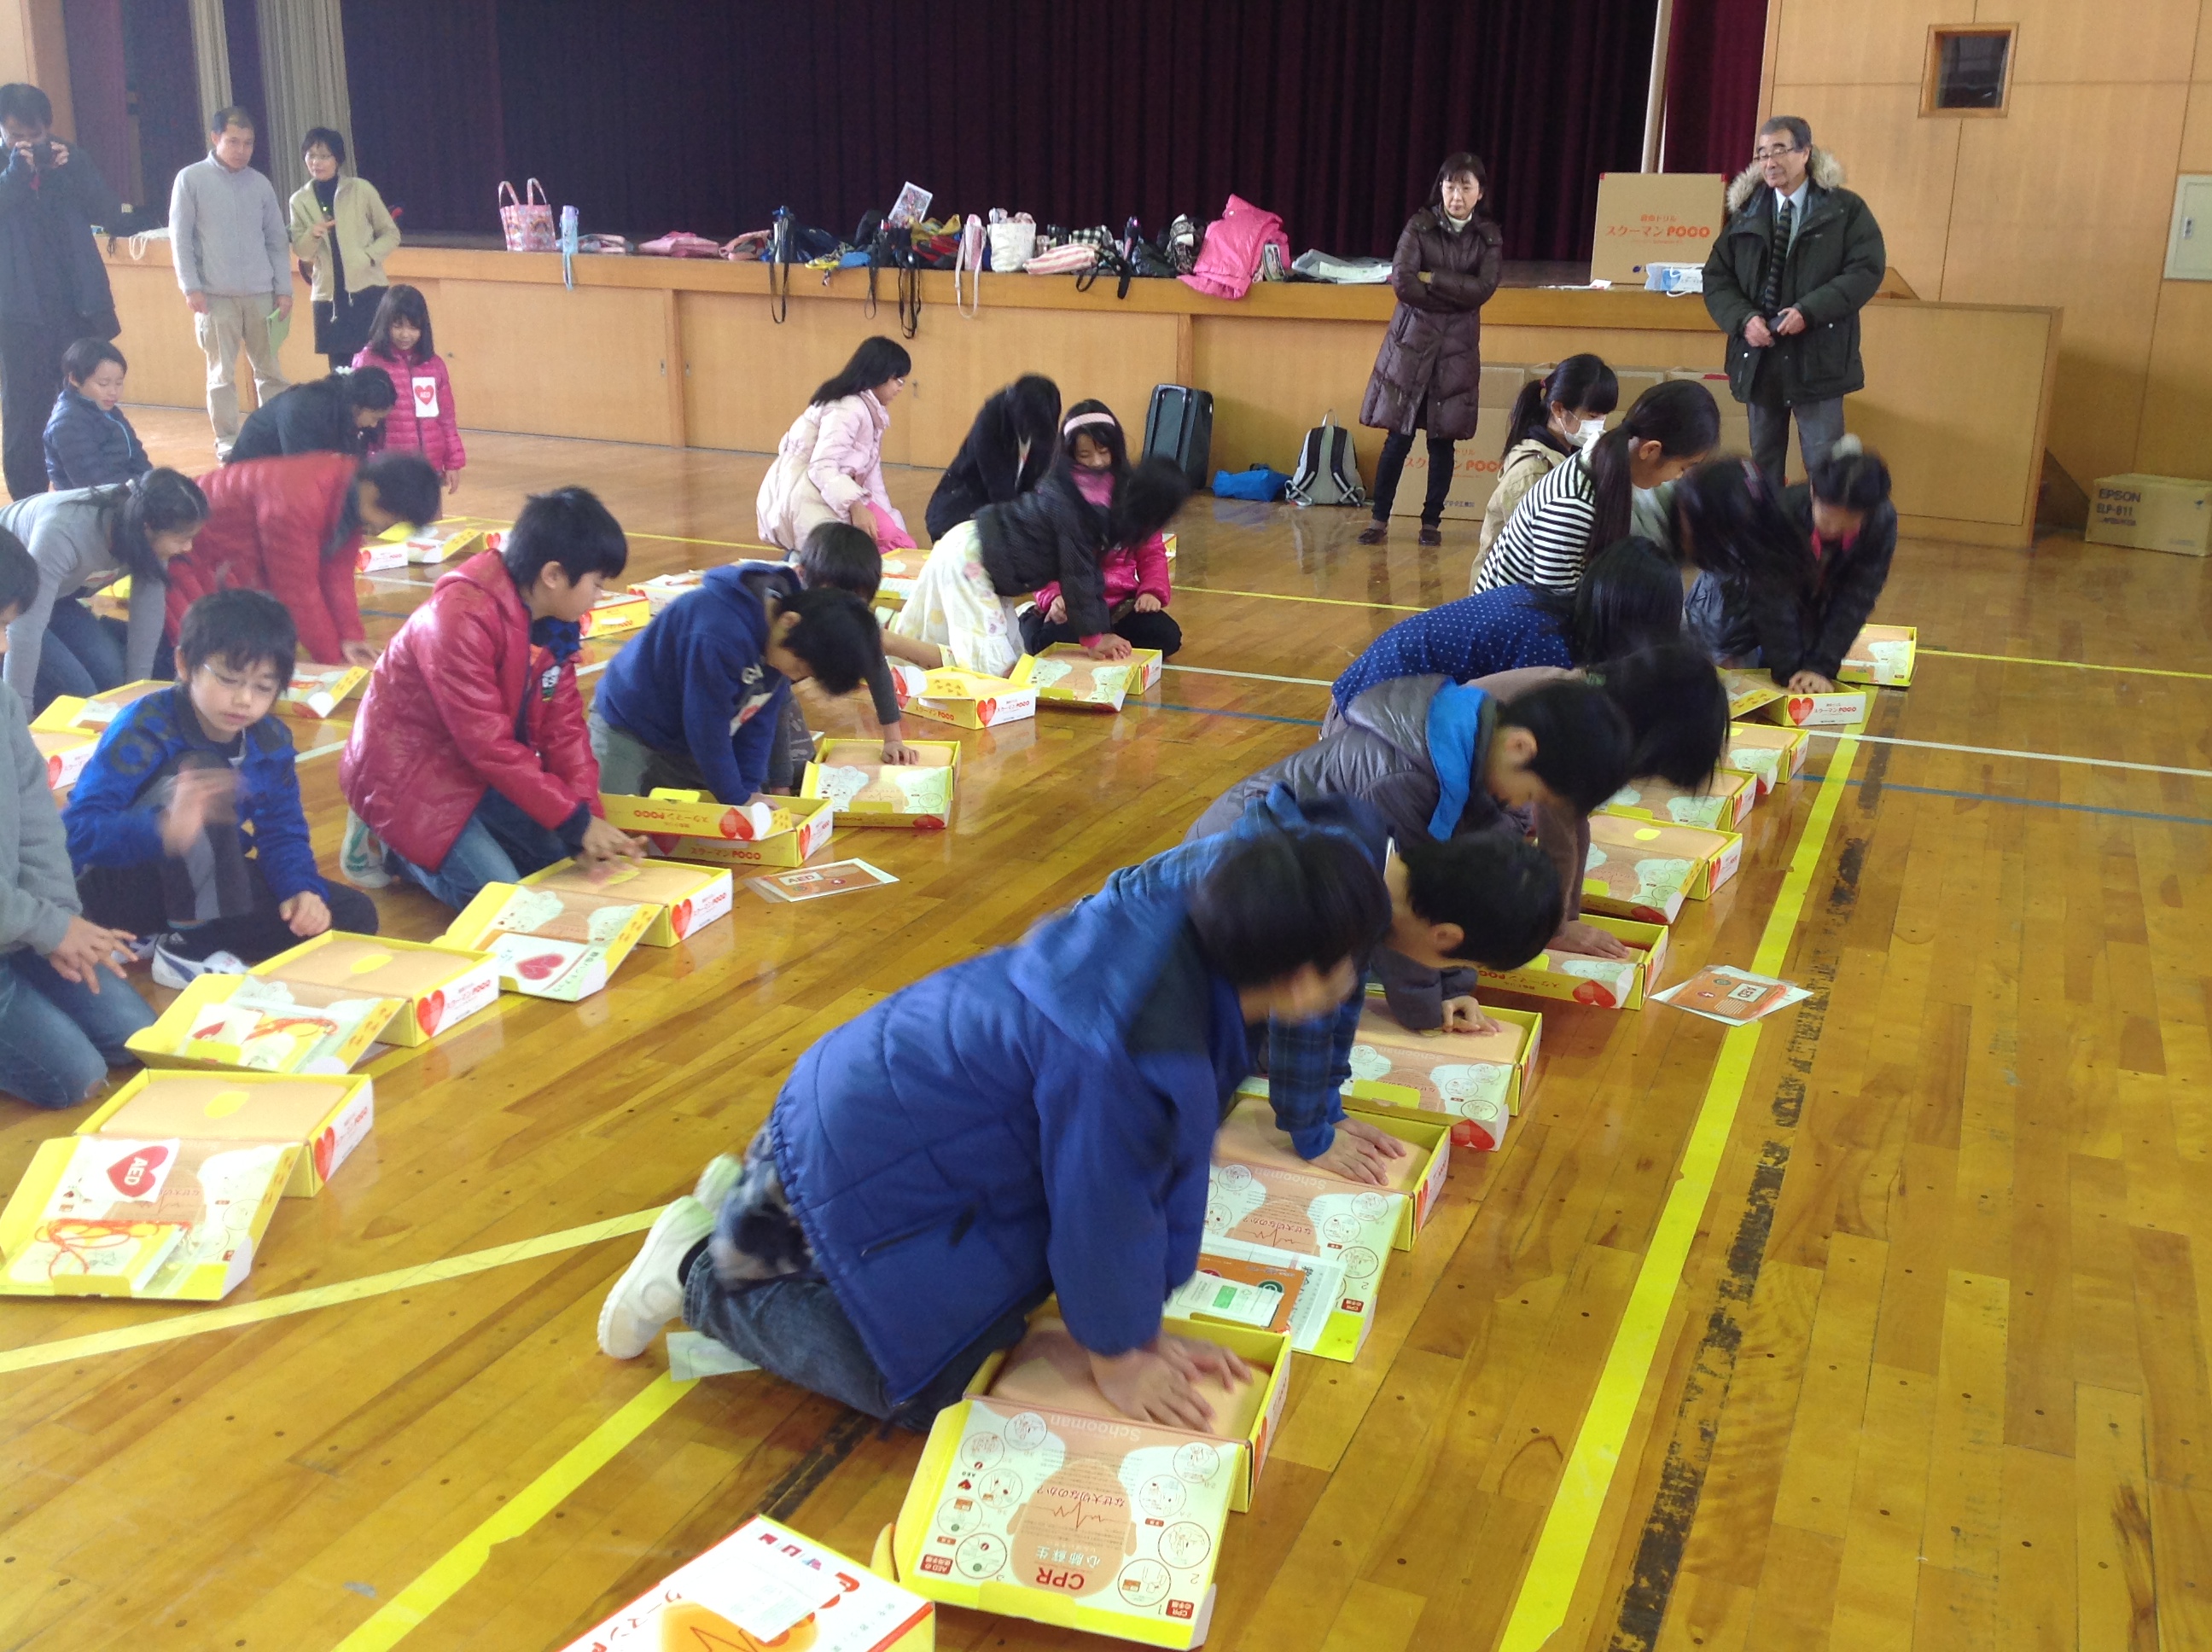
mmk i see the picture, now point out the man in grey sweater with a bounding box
[0,535,152,1108]
[169,106,291,459]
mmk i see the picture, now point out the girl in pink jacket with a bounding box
[1020,401,1180,658]
[353,284,466,492]
[755,336,913,552]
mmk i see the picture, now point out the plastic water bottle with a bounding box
[559,205,579,289]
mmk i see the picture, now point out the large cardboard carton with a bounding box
[1477,914,1670,1010]
[521,857,733,946]
[0,1134,295,1300]
[556,1515,934,1652]
[443,882,657,1001]
[604,790,838,870]
[803,739,961,829]
[1591,172,1726,284]
[1384,416,1511,521]
[79,1070,372,1197]
[128,973,403,1075]
[252,932,503,1048]
[2088,474,2212,556]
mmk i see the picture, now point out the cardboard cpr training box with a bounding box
[521,856,733,946]
[251,931,503,1048]
[577,588,651,637]
[1601,769,1757,831]
[1838,623,1918,688]
[277,663,367,720]
[1722,668,1868,729]
[1591,173,1726,284]
[1724,720,1811,795]
[32,727,92,792]
[602,788,837,870]
[889,664,1039,730]
[803,739,961,829]
[2088,474,2212,556]
[1346,995,1543,1125]
[30,679,167,736]
[128,972,405,1075]
[1477,912,1670,1010]
[442,882,657,1001]
[557,1515,934,1652]
[1014,645,1165,713]
[79,1070,372,1198]
[1583,812,1743,922]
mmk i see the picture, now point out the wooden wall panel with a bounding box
[1193,318,1382,480]
[436,282,676,446]
[2132,282,2212,477]
[2176,80,2212,171]
[2003,0,2201,84]
[1768,83,1962,294]
[1772,0,1973,87]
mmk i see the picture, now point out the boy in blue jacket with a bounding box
[598,817,1394,1430]
[587,561,882,804]
[66,588,377,986]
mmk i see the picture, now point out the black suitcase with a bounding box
[1142,384,1214,491]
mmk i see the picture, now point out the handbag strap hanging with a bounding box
[769,208,792,325]
[525,178,549,208]
[954,214,983,318]
[498,181,521,211]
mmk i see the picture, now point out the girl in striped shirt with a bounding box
[1474,380,1720,595]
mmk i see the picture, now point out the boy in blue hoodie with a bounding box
[597,817,1393,1430]
[66,589,377,986]
[588,561,883,803]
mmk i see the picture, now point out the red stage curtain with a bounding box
[1662,0,1770,177]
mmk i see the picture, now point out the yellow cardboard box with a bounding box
[252,931,503,1048]
[558,1515,934,1652]
[1015,645,1165,712]
[2088,474,2212,556]
[1724,721,1811,795]
[1837,623,1918,687]
[79,1070,372,1198]
[1476,913,1670,1010]
[521,855,733,946]
[627,568,707,613]
[1346,996,1543,1123]
[442,882,657,1000]
[277,663,367,720]
[803,738,961,829]
[29,679,168,736]
[1723,668,1867,728]
[1600,769,1757,831]
[32,727,92,792]
[604,789,836,869]
[1584,813,1743,922]
[127,973,403,1075]
[576,589,650,637]
[890,665,1039,730]
[0,1134,296,1300]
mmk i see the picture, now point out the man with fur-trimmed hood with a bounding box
[1703,115,1886,486]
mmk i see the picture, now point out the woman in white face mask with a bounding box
[1474,355,1621,587]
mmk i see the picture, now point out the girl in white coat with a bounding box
[755,337,912,553]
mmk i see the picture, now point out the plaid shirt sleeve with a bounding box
[1265,987,1362,1158]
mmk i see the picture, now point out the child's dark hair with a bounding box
[94,468,207,586]
[1107,455,1190,548]
[1530,537,1683,665]
[341,366,396,411]
[1586,643,1729,788]
[1807,435,1891,512]
[1062,398,1128,480]
[1504,354,1619,454]
[812,336,911,405]
[1189,829,1391,988]
[1008,375,1062,450]
[1496,680,1635,816]
[1586,380,1720,553]
[346,453,440,554]
[301,125,346,166]
[795,521,882,601]
[775,586,882,698]
[503,486,630,590]
[62,337,125,386]
[1398,833,1563,970]
[1670,458,1804,585]
[178,588,297,687]
[0,528,37,620]
[365,283,434,361]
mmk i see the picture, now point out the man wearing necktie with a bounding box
[1703,116,1887,487]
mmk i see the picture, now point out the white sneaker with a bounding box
[693,1154,742,1216]
[341,809,393,890]
[597,1196,713,1359]
[151,936,250,991]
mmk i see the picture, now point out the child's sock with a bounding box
[678,1238,709,1286]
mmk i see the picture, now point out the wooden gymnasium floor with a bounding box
[3,405,2211,1652]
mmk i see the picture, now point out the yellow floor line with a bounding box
[0,1208,661,1376]
[1920,646,2212,683]
[331,1371,693,1651]
[1496,735,1860,1652]
[1177,585,1425,612]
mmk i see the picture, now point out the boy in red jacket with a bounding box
[339,486,642,910]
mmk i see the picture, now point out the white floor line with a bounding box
[1802,729,2212,781]
[1164,663,1334,688]
[579,660,609,678]
[297,742,344,764]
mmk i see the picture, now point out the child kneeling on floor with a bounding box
[1018,401,1182,659]
[340,486,643,910]
[589,557,881,804]
[0,532,155,1107]
[64,589,379,986]
[598,821,1392,1429]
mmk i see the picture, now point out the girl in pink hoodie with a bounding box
[353,284,466,492]
[1020,402,1180,658]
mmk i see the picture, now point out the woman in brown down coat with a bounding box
[1358,152,1504,549]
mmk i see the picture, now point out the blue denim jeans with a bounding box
[0,946,157,1109]
[680,1263,1047,1430]
[392,790,572,911]
[32,596,127,711]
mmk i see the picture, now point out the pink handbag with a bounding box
[498,179,556,253]
[1023,242,1099,276]
[638,232,725,259]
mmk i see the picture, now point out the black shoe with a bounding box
[1356,520,1389,546]
[1417,525,1443,548]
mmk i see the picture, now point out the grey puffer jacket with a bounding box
[2,682,81,958]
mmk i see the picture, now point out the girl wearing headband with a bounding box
[1022,401,1181,660]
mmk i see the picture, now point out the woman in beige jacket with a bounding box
[288,127,399,374]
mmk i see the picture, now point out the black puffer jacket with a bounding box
[1749,484,1897,683]
[925,388,1056,543]
[974,457,1187,642]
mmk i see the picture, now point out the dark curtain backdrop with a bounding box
[1662,0,1769,177]
[339,0,1661,260]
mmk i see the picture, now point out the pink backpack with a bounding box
[1179,195,1289,301]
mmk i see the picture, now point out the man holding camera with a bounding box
[0,83,120,500]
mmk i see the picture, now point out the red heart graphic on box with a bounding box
[1787,695,1814,724]
[976,698,997,725]
[917,814,946,830]
[107,1143,171,1196]
[1632,905,1666,924]
[1572,980,1618,1008]
[416,989,445,1035]
[312,1126,336,1184]
[515,951,565,981]
[669,899,692,937]
[717,808,743,840]
[45,753,60,785]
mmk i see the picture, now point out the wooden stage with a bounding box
[3,409,2209,1651]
